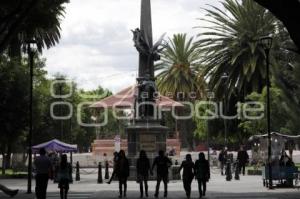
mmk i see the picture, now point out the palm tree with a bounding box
[6,0,69,58]
[196,0,276,100]
[155,33,205,150]
[155,33,205,101]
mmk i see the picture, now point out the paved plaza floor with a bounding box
[1,172,300,199]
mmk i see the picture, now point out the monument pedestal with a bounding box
[126,119,168,180]
[126,119,168,160]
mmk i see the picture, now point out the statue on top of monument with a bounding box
[132,28,166,62]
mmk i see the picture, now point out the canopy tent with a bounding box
[248,132,300,162]
[90,85,184,109]
[32,139,78,153]
[249,132,300,141]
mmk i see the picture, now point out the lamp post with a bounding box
[27,40,37,194]
[221,72,229,147]
[260,36,273,189]
[205,89,214,165]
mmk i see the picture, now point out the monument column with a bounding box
[126,0,168,165]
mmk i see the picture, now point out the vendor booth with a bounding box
[32,139,78,164]
[32,139,78,182]
[249,132,300,187]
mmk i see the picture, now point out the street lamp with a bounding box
[260,35,273,189]
[221,72,229,147]
[26,39,37,194]
[205,88,214,165]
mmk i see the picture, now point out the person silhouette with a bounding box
[115,150,130,198]
[34,148,52,199]
[218,148,227,175]
[136,150,151,198]
[237,145,249,175]
[57,154,72,199]
[151,150,172,198]
[107,152,119,184]
[178,154,195,199]
[0,184,18,197]
[195,153,210,198]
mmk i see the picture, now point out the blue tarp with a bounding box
[32,139,78,153]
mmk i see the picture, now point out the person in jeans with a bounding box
[195,153,210,198]
[115,150,129,198]
[57,154,72,199]
[178,154,194,199]
[34,148,52,199]
[136,150,151,198]
[151,150,172,198]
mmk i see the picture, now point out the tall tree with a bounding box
[197,0,276,100]
[155,33,205,149]
[156,33,205,101]
[0,55,29,174]
[0,0,69,56]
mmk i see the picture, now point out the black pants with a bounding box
[118,177,127,197]
[59,179,70,199]
[155,175,168,197]
[239,163,246,175]
[35,174,49,199]
[183,178,193,198]
[220,162,225,175]
[139,178,148,197]
[197,179,206,197]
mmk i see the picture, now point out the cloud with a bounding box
[44,0,222,93]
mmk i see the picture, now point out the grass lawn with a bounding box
[0,169,27,176]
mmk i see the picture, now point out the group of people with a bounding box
[7,148,210,199]
[178,153,210,199]
[34,148,72,199]
[218,146,249,176]
[107,150,210,199]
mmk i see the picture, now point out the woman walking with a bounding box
[178,154,195,199]
[115,150,130,198]
[57,154,72,199]
[195,153,210,198]
[136,150,151,198]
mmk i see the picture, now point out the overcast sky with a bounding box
[44,0,220,93]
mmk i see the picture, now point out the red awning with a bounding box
[90,85,184,109]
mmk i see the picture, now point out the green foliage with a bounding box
[197,0,276,100]
[239,85,299,138]
[156,33,205,100]
[155,33,206,149]
[0,0,69,57]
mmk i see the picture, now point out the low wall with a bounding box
[92,138,181,157]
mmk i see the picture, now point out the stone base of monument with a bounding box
[126,119,168,159]
[126,118,170,179]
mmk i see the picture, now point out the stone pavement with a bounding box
[1,171,300,199]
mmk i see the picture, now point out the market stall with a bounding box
[249,132,300,187]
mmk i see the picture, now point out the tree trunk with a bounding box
[5,145,12,169]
